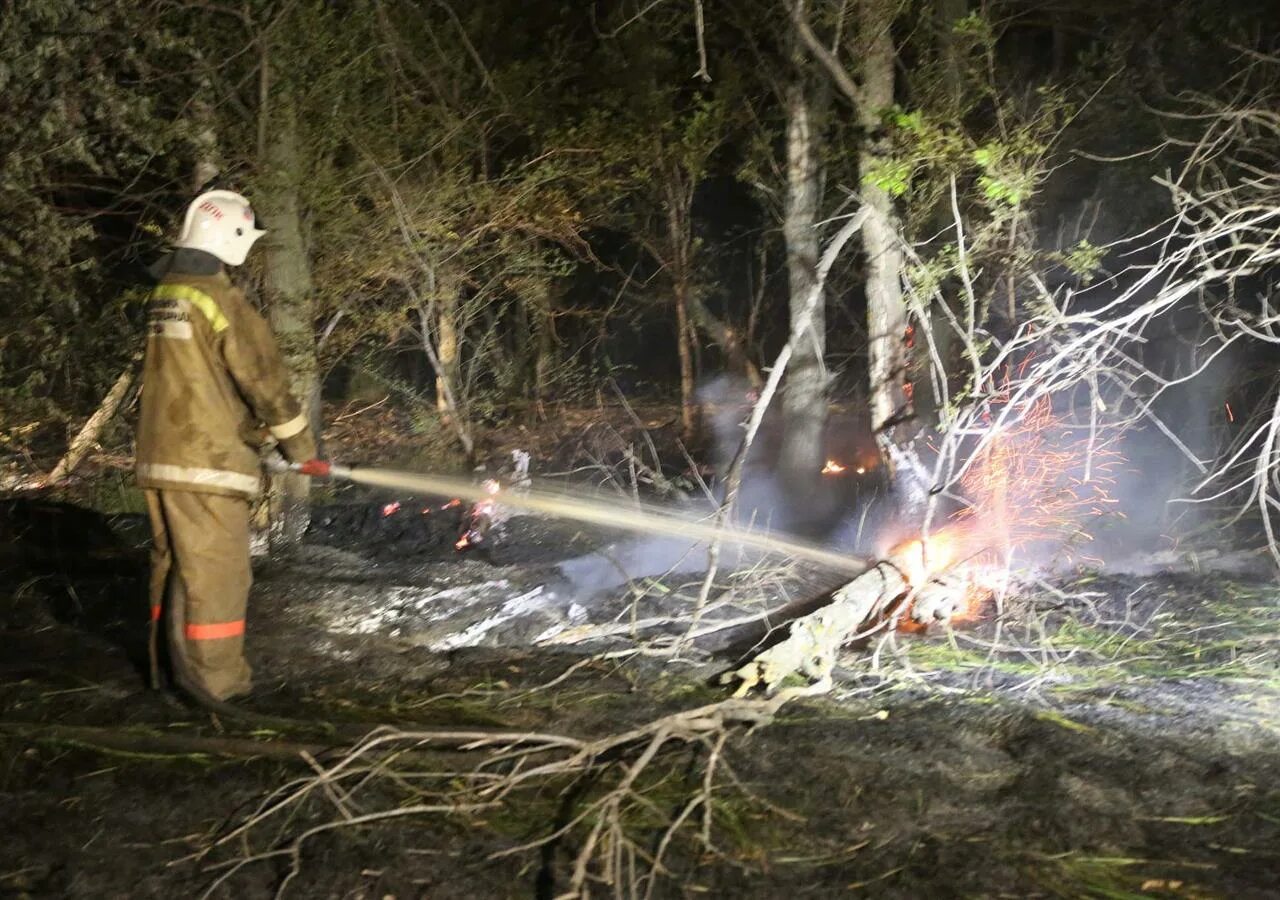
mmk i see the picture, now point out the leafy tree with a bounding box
[0,2,196,444]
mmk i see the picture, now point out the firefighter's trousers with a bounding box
[145,489,253,701]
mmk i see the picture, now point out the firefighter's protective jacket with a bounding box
[136,252,317,498]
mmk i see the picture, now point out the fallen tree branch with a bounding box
[43,354,142,487]
[194,695,798,899]
[723,561,911,698]
[0,721,337,763]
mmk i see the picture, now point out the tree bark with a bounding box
[412,261,473,458]
[190,72,221,192]
[659,172,700,443]
[260,89,318,549]
[778,8,828,491]
[936,0,968,110]
[433,264,463,418]
[687,295,762,389]
[674,279,698,442]
[859,0,911,450]
[532,282,557,410]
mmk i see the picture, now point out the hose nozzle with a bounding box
[295,459,333,478]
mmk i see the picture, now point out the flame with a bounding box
[891,532,962,586]
[822,459,847,475]
[890,530,1002,625]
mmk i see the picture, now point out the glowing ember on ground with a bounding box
[381,501,401,517]
[822,459,847,475]
[455,480,502,552]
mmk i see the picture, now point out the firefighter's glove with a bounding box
[296,459,333,479]
[241,422,273,449]
[264,451,290,474]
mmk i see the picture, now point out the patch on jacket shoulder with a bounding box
[148,297,193,340]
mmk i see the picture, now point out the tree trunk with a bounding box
[859,0,910,451]
[687,295,762,389]
[778,14,828,491]
[191,73,221,192]
[434,265,462,418]
[674,279,698,442]
[260,90,318,549]
[936,0,968,110]
[532,283,556,410]
[663,180,700,443]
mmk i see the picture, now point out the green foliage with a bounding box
[1,0,1269,467]
[0,3,195,436]
[1053,240,1107,285]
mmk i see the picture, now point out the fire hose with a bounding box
[276,459,870,577]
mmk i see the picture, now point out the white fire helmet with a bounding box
[174,190,266,266]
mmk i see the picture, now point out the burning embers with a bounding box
[728,400,1119,697]
[378,480,503,552]
[455,479,501,551]
[822,458,869,476]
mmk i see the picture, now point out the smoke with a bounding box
[556,374,886,599]
[558,536,758,596]
[1095,335,1240,561]
[556,376,770,598]
[553,331,1244,602]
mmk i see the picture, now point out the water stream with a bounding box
[331,465,869,577]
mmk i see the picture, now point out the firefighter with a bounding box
[136,190,318,703]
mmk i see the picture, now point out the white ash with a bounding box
[430,585,558,650]
[325,580,518,636]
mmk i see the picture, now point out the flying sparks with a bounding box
[895,395,1122,625]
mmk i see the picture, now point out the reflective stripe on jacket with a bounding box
[135,268,316,498]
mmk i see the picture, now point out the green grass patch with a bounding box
[1025,851,1218,899]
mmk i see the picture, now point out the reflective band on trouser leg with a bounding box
[185,619,246,640]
